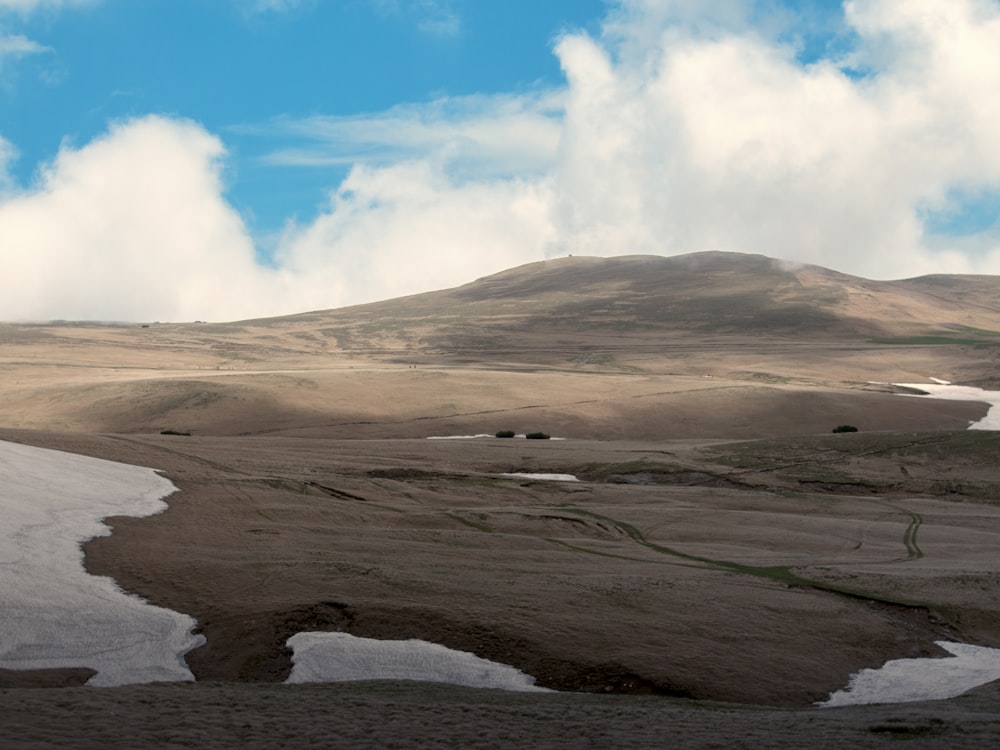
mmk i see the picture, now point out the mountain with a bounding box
[5,251,1000,725]
[1,251,998,438]
[255,252,1000,358]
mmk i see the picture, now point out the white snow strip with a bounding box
[0,440,204,686]
[500,473,580,482]
[819,642,1000,707]
[894,382,1000,430]
[426,434,495,440]
[286,632,552,692]
[427,434,566,440]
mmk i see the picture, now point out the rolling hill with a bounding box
[1,251,998,438]
[4,251,1000,734]
[276,251,1000,352]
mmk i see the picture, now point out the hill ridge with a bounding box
[266,252,1000,348]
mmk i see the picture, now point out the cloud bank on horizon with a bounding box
[2,0,1000,322]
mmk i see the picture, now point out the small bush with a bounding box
[525,432,551,440]
[495,430,516,438]
[832,425,859,433]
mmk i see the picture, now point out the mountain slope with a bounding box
[1,251,997,438]
[269,252,1000,357]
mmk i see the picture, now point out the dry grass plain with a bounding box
[2,253,1000,747]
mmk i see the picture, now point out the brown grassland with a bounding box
[2,253,1000,748]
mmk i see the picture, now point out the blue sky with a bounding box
[2,0,604,238]
[2,0,1000,321]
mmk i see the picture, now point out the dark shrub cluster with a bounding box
[832,425,859,433]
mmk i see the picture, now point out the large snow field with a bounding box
[821,642,1000,707]
[0,440,203,686]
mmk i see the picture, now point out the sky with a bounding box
[1,0,1000,322]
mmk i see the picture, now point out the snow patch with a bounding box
[426,434,495,440]
[819,642,1000,707]
[0,440,204,686]
[500,473,579,482]
[894,382,1000,430]
[286,632,552,692]
[427,434,566,440]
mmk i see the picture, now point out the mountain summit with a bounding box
[283,252,1000,356]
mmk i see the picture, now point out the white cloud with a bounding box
[0,134,16,195]
[275,160,555,306]
[239,1,458,32]
[546,0,1000,277]
[240,0,305,13]
[415,1,460,38]
[3,0,1000,322]
[371,0,462,38]
[0,31,49,70]
[266,0,1000,289]
[0,117,287,321]
[0,0,93,13]
[0,0,88,79]
[0,116,553,321]
[255,93,563,178]
[0,32,45,53]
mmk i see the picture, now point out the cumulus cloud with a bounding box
[0,118,287,321]
[549,0,1000,276]
[0,116,553,321]
[253,0,1000,285]
[3,0,1000,322]
[275,160,555,306]
[265,93,564,303]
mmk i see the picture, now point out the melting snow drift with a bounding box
[286,632,551,692]
[895,382,1000,430]
[427,434,566,440]
[820,642,1000,707]
[0,440,204,686]
[500,473,580,482]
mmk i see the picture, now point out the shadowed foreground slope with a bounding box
[3,680,1000,750]
[3,428,998,707]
